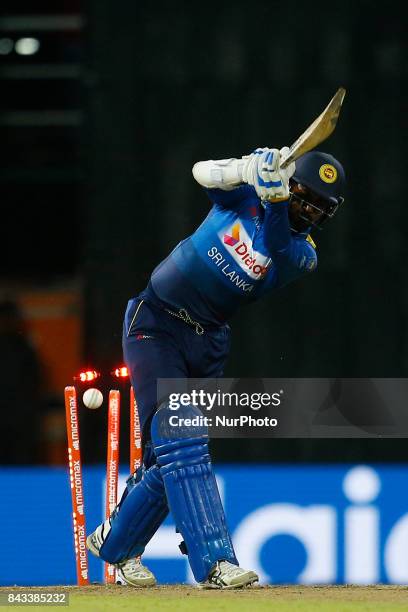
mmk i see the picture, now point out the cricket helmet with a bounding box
[289,151,345,230]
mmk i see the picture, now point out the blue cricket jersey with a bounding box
[142,185,317,325]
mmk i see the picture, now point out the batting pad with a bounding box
[101,464,168,563]
[151,403,237,582]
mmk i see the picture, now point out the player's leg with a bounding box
[86,461,167,584]
[87,298,188,585]
[177,323,258,587]
[151,401,259,588]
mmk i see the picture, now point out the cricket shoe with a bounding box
[198,560,259,589]
[86,518,111,558]
[86,519,156,587]
[116,558,156,587]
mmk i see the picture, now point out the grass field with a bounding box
[1,585,408,611]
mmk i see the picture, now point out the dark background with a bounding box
[1,1,406,464]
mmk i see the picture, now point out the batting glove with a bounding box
[242,147,296,202]
[241,147,269,185]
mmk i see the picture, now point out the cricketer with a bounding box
[87,146,346,588]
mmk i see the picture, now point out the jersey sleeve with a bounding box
[203,185,258,211]
[262,200,318,288]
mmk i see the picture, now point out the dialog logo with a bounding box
[223,223,240,246]
[220,222,271,280]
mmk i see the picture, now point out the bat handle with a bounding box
[279,147,298,170]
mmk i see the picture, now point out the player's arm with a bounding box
[192,149,269,209]
[263,201,317,287]
[192,157,247,191]
[250,148,317,285]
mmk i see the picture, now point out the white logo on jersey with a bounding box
[220,222,271,279]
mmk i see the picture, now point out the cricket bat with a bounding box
[192,88,346,189]
[279,87,346,169]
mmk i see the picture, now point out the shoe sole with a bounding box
[117,568,156,587]
[198,573,259,590]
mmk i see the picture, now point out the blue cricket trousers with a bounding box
[122,294,230,463]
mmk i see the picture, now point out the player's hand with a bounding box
[241,147,269,185]
[242,147,296,202]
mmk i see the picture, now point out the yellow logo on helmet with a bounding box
[319,164,337,183]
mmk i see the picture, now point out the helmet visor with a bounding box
[288,182,343,231]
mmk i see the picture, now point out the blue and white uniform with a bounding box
[101,184,318,581]
[123,184,317,437]
[90,150,345,586]
[144,184,317,325]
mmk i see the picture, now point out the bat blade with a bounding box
[280,87,346,169]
